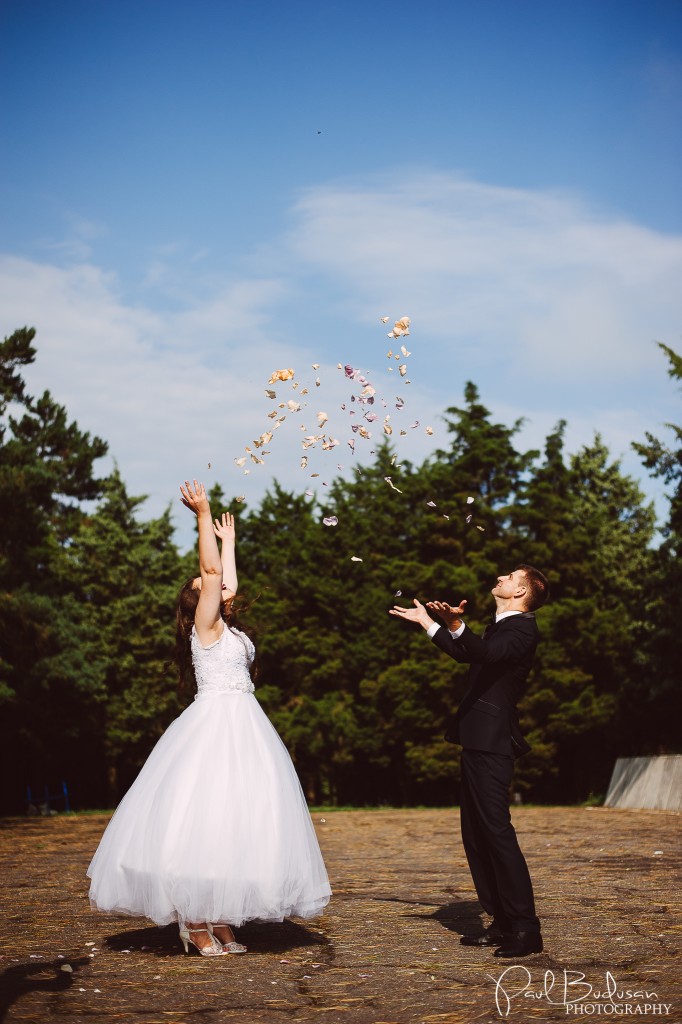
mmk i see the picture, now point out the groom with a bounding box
[390,564,549,958]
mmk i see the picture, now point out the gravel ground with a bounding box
[0,807,679,1023]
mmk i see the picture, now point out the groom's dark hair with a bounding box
[515,564,549,611]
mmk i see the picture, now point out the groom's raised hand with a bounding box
[426,599,468,632]
[389,598,436,631]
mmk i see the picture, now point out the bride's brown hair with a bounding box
[173,578,256,692]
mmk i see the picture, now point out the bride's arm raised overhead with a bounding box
[179,480,223,647]
[213,511,238,598]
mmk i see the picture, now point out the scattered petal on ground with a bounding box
[60,964,72,973]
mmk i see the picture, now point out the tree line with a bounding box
[1,327,679,813]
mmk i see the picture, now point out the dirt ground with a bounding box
[0,807,679,1024]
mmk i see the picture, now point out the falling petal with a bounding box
[442,514,450,520]
[337,362,342,369]
[322,515,338,526]
[400,345,411,357]
[292,381,299,389]
[364,412,378,422]
[278,402,286,409]
[350,555,363,562]
[268,368,294,383]
[315,377,321,387]
[235,495,245,503]
[305,489,314,496]
[384,423,393,435]
[387,349,393,358]
[358,426,371,439]
[265,389,277,399]
[317,411,329,428]
[234,457,247,467]
[311,473,319,478]
[384,476,403,493]
[394,589,402,597]
[399,364,407,376]
[426,500,437,508]
[344,364,356,379]
[425,426,434,435]
[466,514,473,523]
[467,496,475,504]
[267,410,277,419]
[476,525,485,531]
[337,463,344,469]
[400,430,406,435]
[301,456,308,469]
[287,400,301,412]
[300,388,309,395]
[347,439,356,453]
[380,316,390,323]
[395,396,405,409]
[410,421,420,429]
[312,363,320,369]
[250,454,264,464]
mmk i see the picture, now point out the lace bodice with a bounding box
[191,623,255,697]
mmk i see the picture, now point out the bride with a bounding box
[87,480,331,956]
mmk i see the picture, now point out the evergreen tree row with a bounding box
[1,328,679,813]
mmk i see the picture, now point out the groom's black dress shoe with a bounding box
[493,931,544,958]
[460,927,510,947]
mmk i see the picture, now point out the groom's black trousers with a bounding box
[459,749,540,934]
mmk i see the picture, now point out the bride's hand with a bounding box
[213,511,236,543]
[179,480,211,516]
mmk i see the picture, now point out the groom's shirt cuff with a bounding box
[426,622,465,639]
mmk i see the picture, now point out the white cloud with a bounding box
[1,170,680,550]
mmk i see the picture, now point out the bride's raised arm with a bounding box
[213,512,238,597]
[179,479,223,645]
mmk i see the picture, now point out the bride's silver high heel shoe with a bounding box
[208,923,247,954]
[179,925,226,957]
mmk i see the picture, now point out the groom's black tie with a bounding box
[483,615,498,638]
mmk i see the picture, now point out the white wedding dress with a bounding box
[87,623,331,927]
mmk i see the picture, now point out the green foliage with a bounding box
[0,328,676,812]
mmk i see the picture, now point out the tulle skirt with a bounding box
[87,691,331,926]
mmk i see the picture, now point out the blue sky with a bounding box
[1,0,681,549]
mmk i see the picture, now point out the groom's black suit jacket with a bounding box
[431,612,539,757]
